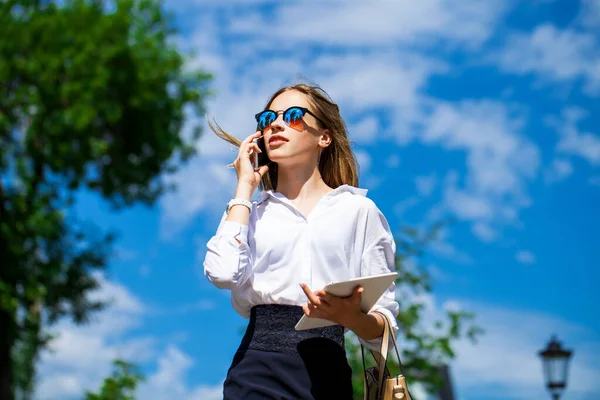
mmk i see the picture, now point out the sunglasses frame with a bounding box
[254,106,327,132]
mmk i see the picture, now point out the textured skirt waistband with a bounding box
[239,304,345,356]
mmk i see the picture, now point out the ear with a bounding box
[318,129,332,148]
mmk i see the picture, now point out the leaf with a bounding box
[85,359,145,400]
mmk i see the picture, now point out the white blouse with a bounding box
[203,184,399,350]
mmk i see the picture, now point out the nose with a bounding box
[270,113,285,132]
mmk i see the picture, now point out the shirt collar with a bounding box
[258,184,368,205]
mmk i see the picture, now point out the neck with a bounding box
[276,163,331,201]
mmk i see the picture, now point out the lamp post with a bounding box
[538,335,573,400]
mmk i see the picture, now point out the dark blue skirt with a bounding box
[223,304,353,399]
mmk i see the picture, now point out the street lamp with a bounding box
[538,335,573,400]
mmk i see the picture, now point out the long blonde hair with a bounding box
[208,83,359,191]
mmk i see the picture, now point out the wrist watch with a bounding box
[226,198,253,214]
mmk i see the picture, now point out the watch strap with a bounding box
[226,198,253,214]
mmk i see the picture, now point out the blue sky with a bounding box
[36,1,600,399]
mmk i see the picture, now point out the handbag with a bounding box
[361,311,412,400]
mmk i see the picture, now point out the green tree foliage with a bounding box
[0,0,212,398]
[346,224,484,399]
[85,359,144,400]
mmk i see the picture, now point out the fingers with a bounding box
[352,285,364,298]
[315,290,332,305]
[351,286,363,310]
[239,139,261,159]
[254,164,269,177]
[238,132,263,159]
[302,303,310,316]
[241,131,263,146]
[301,299,324,318]
[300,283,321,305]
[235,134,263,176]
[249,142,262,154]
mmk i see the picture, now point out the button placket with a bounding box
[301,219,314,290]
[306,204,323,289]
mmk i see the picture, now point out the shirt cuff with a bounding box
[217,221,249,244]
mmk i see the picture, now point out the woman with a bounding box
[204,83,399,399]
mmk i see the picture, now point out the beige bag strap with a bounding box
[361,313,389,400]
[364,312,407,391]
[380,311,405,376]
[374,312,390,387]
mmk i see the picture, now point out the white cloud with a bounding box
[496,24,600,95]
[393,196,420,217]
[87,271,145,315]
[426,264,455,284]
[312,52,446,112]
[160,158,239,239]
[429,227,474,265]
[37,275,220,400]
[430,240,474,265]
[550,107,600,166]
[415,174,438,197]
[424,102,537,194]
[232,0,508,49]
[111,246,139,261]
[545,158,574,184]
[167,0,276,11]
[349,115,380,143]
[169,299,217,314]
[445,185,494,220]
[186,384,224,400]
[355,150,372,173]
[149,346,192,392]
[516,250,536,265]
[137,346,223,400]
[37,275,154,399]
[471,222,498,243]
[413,101,539,240]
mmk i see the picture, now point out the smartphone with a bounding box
[253,136,270,169]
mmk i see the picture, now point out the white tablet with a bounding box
[294,272,398,331]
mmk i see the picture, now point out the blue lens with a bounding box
[284,107,306,130]
[257,111,276,130]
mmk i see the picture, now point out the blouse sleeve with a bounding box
[203,211,254,290]
[359,203,400,352]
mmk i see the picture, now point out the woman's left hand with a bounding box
[300,283,364,328]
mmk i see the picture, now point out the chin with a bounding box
[267,155,288,166]
[266,148,288,162]
[269,154,311,169]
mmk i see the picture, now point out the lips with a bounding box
[269,135,288,145]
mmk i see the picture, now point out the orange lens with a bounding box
[284,107,305,131]
[256,111,276,132]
